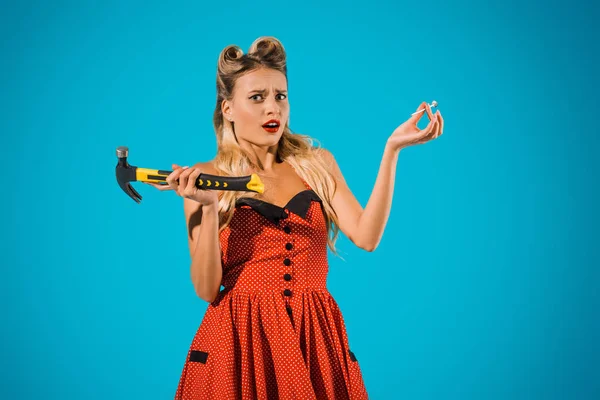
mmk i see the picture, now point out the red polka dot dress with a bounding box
[174,177,369,399]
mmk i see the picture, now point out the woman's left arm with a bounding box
[319,145,399,252]
[323,101,444,251]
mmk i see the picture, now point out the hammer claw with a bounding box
[126,183,142,203]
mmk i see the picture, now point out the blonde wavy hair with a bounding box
[211,36,342,257]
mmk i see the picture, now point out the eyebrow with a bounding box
[248,88,287,94]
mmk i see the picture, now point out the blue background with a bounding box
[2,0,598,399]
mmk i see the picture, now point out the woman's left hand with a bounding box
[387,101,444,151]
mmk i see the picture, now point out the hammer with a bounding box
[115,146,264,203]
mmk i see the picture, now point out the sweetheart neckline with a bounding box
[236,189,316,210]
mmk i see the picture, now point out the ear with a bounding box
[222,99,233,122]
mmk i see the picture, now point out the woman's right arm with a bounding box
[185,198,223,303]
[148,161,223,302]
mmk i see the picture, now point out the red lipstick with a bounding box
[262,119,280,133]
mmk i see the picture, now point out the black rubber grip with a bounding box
[194,174,252,191]
[150,170,258,192]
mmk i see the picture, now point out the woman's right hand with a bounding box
[145,164,219,207]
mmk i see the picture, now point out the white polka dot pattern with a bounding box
[174,180,369,399]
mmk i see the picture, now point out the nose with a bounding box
[264,96,281,117]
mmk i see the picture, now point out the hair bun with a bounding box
[248,36,286,67]
[218,45,244,72]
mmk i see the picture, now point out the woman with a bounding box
[148,36,443,400]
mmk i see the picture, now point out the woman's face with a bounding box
[223,68,289,148]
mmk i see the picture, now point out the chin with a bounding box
[267,137,282,147]
[261,133,283,145]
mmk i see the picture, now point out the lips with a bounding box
[262,119,280,133]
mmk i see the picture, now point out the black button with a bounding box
[284,273,292,281]
[285,243,293,250]
[283,226,291,234]
[283,289,292,296]
[283,258,291,266]
[349,350,357,362]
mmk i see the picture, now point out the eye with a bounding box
[250,94,263,101]
[276,94,287,100]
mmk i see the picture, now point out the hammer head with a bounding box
[115,146,142,203]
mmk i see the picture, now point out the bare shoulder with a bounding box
[313,146,334,161]
[313,147,342,179]
[191,160,219,174]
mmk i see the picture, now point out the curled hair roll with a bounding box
[218,45,244,72]
[247,36,287,74]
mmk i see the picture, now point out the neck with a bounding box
[240,142,282,173]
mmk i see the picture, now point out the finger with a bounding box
[179,166,196,185]
[419,101,434,120]
[410,101,431,124]
[145,182,173,191]
[167,165,188,189]
[437,111,444,136]
[429,114,440,138]
[178,167,191,194]
[425,102,434,121]
[432,114,441,138]
[185,168,201,195]
[418,112,437,138]
[182,168,196,192]
[432,112,441,138]
[166,167,182,186]
[419,115,439,143]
